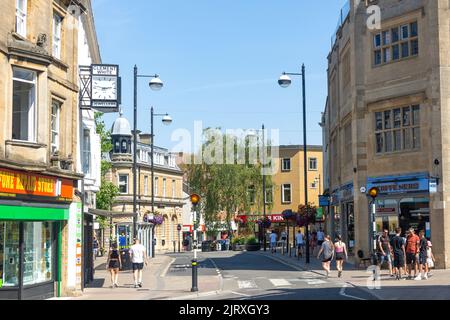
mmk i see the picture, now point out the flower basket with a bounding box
[257,217,271,229]
[149,215,163,225]
[282,209,296,221]
[296,204,317,227]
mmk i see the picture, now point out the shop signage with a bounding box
[319,195,330,206]
[376,207,396,214]
[367,174,429,195]
[237,214,284,224]
[429,178,437,194]
[0,167,73,201]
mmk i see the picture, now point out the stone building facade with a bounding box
[105,114,184,255]
[0,0,94,298]
[322,0,450,267]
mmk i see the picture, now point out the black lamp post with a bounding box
[278,64,310,263]
[150,106,172,257]
[133,65,163,240]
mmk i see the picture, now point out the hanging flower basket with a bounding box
[257,217,271,229]
[296,204,317,227]
[282,209,296,221]
[149,215,164,225]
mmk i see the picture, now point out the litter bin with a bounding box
[120,249,131,271]
[201,241,212,252]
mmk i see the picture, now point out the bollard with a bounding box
[191,259,198,292]
[173,240,176,253]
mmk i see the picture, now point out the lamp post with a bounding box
[150,106,172,257]
[278,64,310,263]
[133,65,164,241]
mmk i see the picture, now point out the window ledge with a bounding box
[5,140,47,149]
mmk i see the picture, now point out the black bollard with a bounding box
[191,259,198,292]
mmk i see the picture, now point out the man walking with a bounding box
[129,238,148,288]
[391,227,406,280]
[405,228,420,280]
[317,228,325,247]
[270,230,277,254]
[377,229,394,277]
[295,229,304,258]
[416,230,429,280]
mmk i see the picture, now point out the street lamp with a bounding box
[248,125,268,251]
[150,106,172,258]
[278,64,310,263]
[133,65,164,241]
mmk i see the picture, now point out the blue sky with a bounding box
[92,0,347,151]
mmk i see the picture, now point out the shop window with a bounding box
[12,67,37,142]
[399,198,429,235]
[23,222,53,285]
[0,222,20,287]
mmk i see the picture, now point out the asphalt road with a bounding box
[165,251,377,300]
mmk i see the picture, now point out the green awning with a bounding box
[0,205,69,221]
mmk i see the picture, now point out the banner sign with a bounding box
[0,167,73,201]
[237,214,284,224]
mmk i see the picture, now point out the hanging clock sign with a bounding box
[90,64,121,112]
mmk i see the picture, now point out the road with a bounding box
[165,251,377,300]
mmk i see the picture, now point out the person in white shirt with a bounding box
[295,230,304,258]
[270,231,277,253]
[129,238,148,288]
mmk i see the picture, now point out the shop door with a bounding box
[399,197,430,236]
[346,203,355,254]
[83,214,94,286]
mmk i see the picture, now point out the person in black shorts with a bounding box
[417,230,429,280]
[391,227,406,280]
[106,242,122,288]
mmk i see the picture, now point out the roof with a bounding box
[111,113,132,136]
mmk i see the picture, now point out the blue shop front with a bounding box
[367,172,430,238]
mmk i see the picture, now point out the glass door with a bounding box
[1,222,20,287]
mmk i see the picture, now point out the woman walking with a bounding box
[317,235,334,278]
[106,242,122,288]
[334,235,348,278]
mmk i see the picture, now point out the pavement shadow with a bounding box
[86,278,106,288]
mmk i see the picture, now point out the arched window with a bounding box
[121,140,127,153]
[114,140,120,153]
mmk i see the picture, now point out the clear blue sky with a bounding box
[92,0,347,151]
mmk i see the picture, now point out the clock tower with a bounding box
[111,111,132,162]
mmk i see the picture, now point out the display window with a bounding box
[0,222,20,287]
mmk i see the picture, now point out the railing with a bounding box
[331,0,351,47]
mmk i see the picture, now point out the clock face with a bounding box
[92,76,118,100]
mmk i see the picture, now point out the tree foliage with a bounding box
[182,129,273,235]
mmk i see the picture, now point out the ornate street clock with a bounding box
[89,64,121,112]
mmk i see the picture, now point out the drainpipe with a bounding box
[58,221,62,297]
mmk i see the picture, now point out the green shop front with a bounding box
[0,167,74,300]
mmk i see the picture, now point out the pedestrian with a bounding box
[334,235,348,278]
[270,230,277,253]
[377,229,394,277]
[310,232,318,256]
[416,230,428,280]
[280,230,287,253]
[317,229,325,246]
[295,229,304,258]
[106,242,121,288]
[391,227,406,280]
[93,236,99,260]
[317,235,334,278]
[405,228,420,280]
[426,239,435,277]
[129,238,148,288]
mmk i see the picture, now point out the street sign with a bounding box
[319,195,330,206]
[430,178,437,194]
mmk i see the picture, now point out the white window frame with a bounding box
[282,184,292,204]
[144,176,148,196]
[118,175,128,194]
[265,187,273,204]
[163,178,167,198]
[12,67,37,142]
[154,177,159,196]
[309,158,318,171]
[172,180,176,198]
[16,0,27,37]
[282,158,291,172]
[53,14,62,59]
[51,101,61,154]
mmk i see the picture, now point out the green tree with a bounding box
[94,112,112,176]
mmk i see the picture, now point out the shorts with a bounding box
[335,253,345,261]
[108,260,120,269]
[393,253,405,268]
[419,252,427,265]
[322,256,332,263]
[378,253,392,265]
[132,263,144,271]
[406,253,417,265]
[297,243,305,249]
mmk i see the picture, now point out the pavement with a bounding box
[64,252,221,300]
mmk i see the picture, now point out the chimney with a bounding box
[139,133,152,145]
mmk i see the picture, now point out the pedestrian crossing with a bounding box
[236,274,330,290]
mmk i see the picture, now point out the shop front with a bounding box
[0,167,74,300]
[340,183,355,254]
[367,173,430,237]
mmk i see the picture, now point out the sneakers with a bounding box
[134,284,139,288]
[338,271,342,278]
[423,274,428,280]
[114,283,119,288]
[138,282,143,288]
[414,275,422,281]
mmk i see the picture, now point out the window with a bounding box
[52,14,62,59]
[121,140,127,153]
[15,0,27,37]
[169,156,176,167]
[12,67,36,142]
[265,187,273,204]
[163,178,166,197]
[83,129,91,174]
[375,105,420,154]
[309,158,318,171]
[118,175,128,194]
[144,176,148,196]
[282,184,292,203]
[154,177,159,196]
[172,180,176,198]
[282,158,291,171]
[247,186,256,204]
[51,101,61,154]
[373,21,418,66]
[310,181,318,189]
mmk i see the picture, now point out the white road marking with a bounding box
[339,284,366,300]
[238,280,258,289]
[269,279,292,287]
[230,291,251,297]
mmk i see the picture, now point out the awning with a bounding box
[0,204,69,221]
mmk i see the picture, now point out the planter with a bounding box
[232,244,245,251]
[245,244,261,251]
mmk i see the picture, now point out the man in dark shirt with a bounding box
[391,227,406,280]
[416,230,428,280]
[377,229,393,277]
